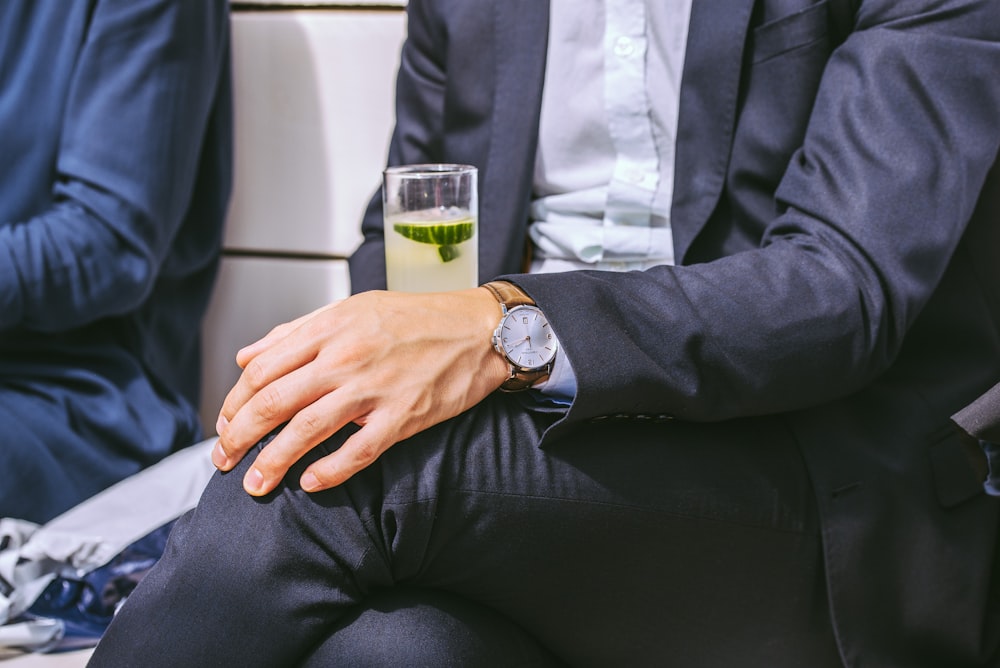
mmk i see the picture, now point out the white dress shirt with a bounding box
[530,0,692,274]
[531,0,693,398]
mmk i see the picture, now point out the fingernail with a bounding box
[212,441,230,470]
[301,471,320,492]
[215,414,229,436]
[244,467,265,495]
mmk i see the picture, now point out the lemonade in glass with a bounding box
[383,165,478,293]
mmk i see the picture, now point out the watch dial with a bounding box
[499,307,557,369]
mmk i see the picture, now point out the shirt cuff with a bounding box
[531,335,577,406]
[982,440,1000,497]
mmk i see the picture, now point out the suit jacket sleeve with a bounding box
[954,382,1000,444]
[515,0,1000,432]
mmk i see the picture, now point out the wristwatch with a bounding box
[483,281,558,392]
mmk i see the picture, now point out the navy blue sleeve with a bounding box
[0,0,229,332]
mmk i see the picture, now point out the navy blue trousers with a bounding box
[0,358,196,524]
[89,393,842,667]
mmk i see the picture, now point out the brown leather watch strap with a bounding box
[498,367,549,392]
[482,280,535,308]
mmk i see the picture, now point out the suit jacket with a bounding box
[350,1,1000,665]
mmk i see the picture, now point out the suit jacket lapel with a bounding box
[481,0,550,280]
[672,0,756,263]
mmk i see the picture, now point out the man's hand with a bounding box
[211,288,509,496]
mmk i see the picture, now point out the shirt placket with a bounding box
[601,0,659,269]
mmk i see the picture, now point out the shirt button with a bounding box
[613,36,635,58]
[623,167,644,184]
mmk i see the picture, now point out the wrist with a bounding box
[473,287,515,389]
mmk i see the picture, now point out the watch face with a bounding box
[497,305,558,370]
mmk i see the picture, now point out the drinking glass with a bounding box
[382,164,478,292]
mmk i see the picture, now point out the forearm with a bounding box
[0,192,158,333]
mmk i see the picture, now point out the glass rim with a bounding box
[384,163,477,177]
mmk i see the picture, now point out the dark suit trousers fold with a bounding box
[89,394,842,667]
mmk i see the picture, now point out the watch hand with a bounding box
[509,337,530,349]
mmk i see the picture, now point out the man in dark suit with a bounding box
[90,0,1000,666]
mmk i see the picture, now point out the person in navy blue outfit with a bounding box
[0,0,232,523]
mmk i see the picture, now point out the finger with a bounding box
[235,301,342,369]
[234,306,323,369]
[221,301,347,428]
[214,357,330,471]
[297,418,397,492]
[217,327,319,434]
[241,389,359,495]
[233,322,296,370]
